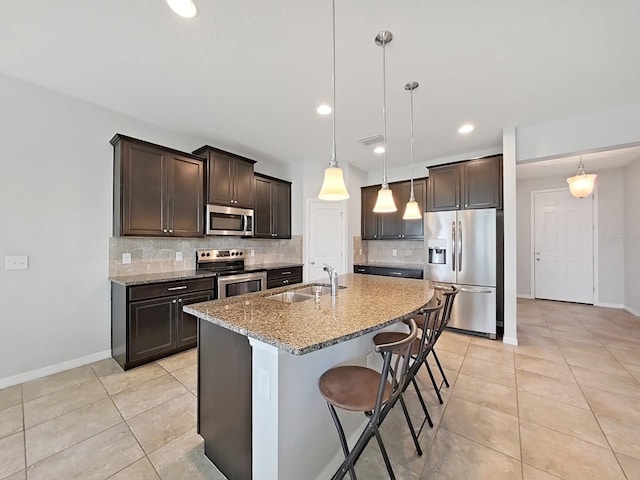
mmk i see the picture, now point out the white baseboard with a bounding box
[595,302,625,309]
[517,294,533,299]
[0,350,112,390]
[314,418,369,480]
[503,336,519,346]
[625,305,640,317]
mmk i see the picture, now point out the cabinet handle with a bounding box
[178,298,183,303]
[465,203,468,207]
[163,229,168,233]
[172,299,177,304]
[168,229,173,233]
[389,272,403,276]
[282,271,292,275]
[167,286,188,291]
[356,268,365,272]
[456,204,460,208]
[283,279,289,284]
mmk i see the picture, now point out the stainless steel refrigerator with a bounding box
[424,208,497,339]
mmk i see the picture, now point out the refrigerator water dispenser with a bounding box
[427,239,447,265]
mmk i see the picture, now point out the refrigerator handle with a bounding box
[458,220,462,272]
[451,221,456,272]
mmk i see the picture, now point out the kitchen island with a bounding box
[184,273,434,480]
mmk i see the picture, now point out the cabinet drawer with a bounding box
[266,266,302,289]
[370,267,423,279]
[129,278,215,301]
[353,265,372,274]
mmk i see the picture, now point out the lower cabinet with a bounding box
[266,266,303,289]
[353,264,423,279]
[112,278,215,370]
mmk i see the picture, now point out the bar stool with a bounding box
[425,285,459,403]
[372,299,445,455]
[319,319,418,480]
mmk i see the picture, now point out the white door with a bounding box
[533,189,594,303]
[306,200,346,282]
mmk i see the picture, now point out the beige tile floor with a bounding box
[1,298,640,479]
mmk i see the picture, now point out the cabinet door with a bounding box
[121,142,166,236]
[177,291,213,348]
[462,156,502,209]
[234,159,255,208]
[274,181,291,238]
[428,165,461,211]
[167,154,204,237]
[361,186,380,239]
[402,179,426,239]
[253,176,273,238]
[208,152,234,206]
[128,297,176,363]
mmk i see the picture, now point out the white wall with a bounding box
[515,169,625,306]
[0,73,282,385]
[624,158,640,315]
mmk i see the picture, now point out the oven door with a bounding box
[217,271,267,299]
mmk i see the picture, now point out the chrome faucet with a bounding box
[323,263,339,297]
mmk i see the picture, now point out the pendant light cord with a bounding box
[330,0,337,168]
[382,39,388,187]
[409,86,415,201]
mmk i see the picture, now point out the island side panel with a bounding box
[198,319,252,480]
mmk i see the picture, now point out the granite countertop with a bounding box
[184,273,434,355]
[109,262,304,286]
[354,262,424,270]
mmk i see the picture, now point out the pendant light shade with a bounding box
[402,81,422,220]
[567,157,597,198]
[318,0,350,201]
[373,30,397,213]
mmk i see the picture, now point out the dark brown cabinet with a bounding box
[427,155,502,211]
[193,146,256,208]
[112,134,204,237]
[111,277,215,370]
[361,179,426,240]
[254,174,291,239]
[353,264,423,279]
[266,266,303,289]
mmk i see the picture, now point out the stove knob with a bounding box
[206,252,211,257]
[200,253,205,257]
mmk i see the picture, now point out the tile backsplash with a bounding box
[354,236,424,266]
[109,235,303,277]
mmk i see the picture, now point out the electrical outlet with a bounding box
[257,368,270,400]
[392,249,397,256]
[358,248,363,255]
[5,255,28,270]
[175,251,183,261]
[122,253,131,264]
[250,249,255,257]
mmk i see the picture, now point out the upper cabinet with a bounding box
[428,155,502,211]
[193,146,256,208]
[361,178,426,240]
[112,134,204,238]
[254,173,291,239]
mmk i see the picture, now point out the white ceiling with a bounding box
[516,145,640,180]
[2,0,640,172]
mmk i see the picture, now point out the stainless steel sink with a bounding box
[266,291,315,303]
[294,285,332,296]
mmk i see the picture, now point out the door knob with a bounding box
[536,258,541,262]
[311,261,315,265]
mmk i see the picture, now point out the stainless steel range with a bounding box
[196,249,267,299]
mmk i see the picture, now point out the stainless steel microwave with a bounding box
[205,204,254,236]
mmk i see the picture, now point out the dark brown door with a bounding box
[402,179,426,239]
[462,156,502,209]
[208,152,234,205]
[361,186,380,239]
[121,142,166,236]
[234,160,255,208]
[128,297,176,363]
[177,291,213,348]
[167,154,204,237]
[253,176,273,238]
[274,180,291,238]
[428,164,461,211]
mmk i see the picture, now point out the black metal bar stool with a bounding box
[318,319,418,480]
[371,299,445,455]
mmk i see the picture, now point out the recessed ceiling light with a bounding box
[373,146,385,154]
[167,0,197,18]
[458,124,474,134]
[317,104,332,115]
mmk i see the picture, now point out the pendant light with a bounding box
[372,31,397,213]
[318,0,350,201]
[566,156,597,198]
[402,81,422,220]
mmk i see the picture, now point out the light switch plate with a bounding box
[5,255,28,270]
[250,250,255,257]
[122,253,131,264]
[175,251,183,261]
[392,249,397,256]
